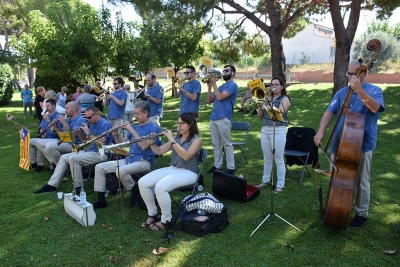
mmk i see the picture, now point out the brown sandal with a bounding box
[140,214,160,228]
[149,221,165,231]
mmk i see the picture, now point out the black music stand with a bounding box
[250,101,299,236]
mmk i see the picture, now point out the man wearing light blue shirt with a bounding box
[144,73,164,126]
[105,77,127,137]
[314,59,385,228]
[206,65,238,175]
[21,84,33,118]
[173,66,201,116]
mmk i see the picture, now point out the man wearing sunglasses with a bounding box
[104,77,128,137]
[34,106,113,195]
[173,65,201,117]
[206,64,238,175]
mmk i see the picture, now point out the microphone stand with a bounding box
[250,96,299,236]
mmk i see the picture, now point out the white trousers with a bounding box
[94,159,150,192]
[210,118,235,170]
[31,138,58,165]
[138,166,197,223]
[260,126,286,188]
[36,140,72,165]
[48,151,108,188]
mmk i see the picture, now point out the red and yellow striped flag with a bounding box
[19,128,30,170]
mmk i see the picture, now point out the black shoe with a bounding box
[207,166,222,174]
[349,214,367,228]
[68,187,81,195]
[226,169,235,175]
[251,109,258,115]
[93,200,108,209]
[34,184,57,194]
[31,163,37,169]
[238,108,244,112]
[245,110,250,113]
[35,166,44,172]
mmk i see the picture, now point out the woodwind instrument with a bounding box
[99,129,178,157]
[72,118,137,152]
[38,117,60,137]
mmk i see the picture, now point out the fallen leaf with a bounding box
[13,252,17,256]
[285,244,294,250]
[108,226,113,231]
[41,237,46,240]
[102,223,107,227]
[142,239,149,242]
[278,205,283,208]
[152,247,169,255]
[108,255,115,261]
[374,201,380,205]
[118,246,122,249]
[384,248,396,255]
[44,216,50,221]
[53,254,58,258]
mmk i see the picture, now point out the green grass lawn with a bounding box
[1,81,399,266]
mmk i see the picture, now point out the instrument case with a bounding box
[212,171,260,202]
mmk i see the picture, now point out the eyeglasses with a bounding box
[222,69,231,73]
[270,83,281,87]
[345,72,356,77]
[86,113,97,120]
[113,83,119,85]
[177,122,187,126]
[184,71,192,75]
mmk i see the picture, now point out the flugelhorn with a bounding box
[198,64,222,83]
[72,118,137,152]
[96,86,113,102]
[99,129,178,157]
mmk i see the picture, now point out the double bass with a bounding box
[323,39,381,230]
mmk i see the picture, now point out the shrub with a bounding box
[0,64,14,105]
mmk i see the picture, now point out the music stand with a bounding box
[250,101,299,236]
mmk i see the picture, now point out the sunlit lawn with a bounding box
[0,80,399,266]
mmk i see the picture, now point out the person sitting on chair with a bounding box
[256,77,290,194]
[138,112,202,231]
[238,84,253,113]
[92,101,160,209]
[34,106,113,194]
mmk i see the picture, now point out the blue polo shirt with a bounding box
[67,115,86,144]
[40,113,63,139]
[146,83,164,117]
[328,82,384,154]
[86,118,113,152]
[210,80,238,122]
[107,89,127,120]
[179,79,201,115]
[21,89,33,103]
[125,121,160,164]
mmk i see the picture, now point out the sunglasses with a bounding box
[86,113,97,120]
[222,69,231,73]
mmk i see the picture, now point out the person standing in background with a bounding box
[173,65,201,117]
[21,84,33,118]
[105,77,127,137]
[144,74,164,126]
[56,86,68,108]
[34,86,46,121]
[123,84,135,136]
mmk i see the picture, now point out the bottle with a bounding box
[197,185,203,192]
[239,173,244,179]
[80,186,86,205]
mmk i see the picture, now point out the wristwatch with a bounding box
[171,141,177,145]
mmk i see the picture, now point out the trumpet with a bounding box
[72,118,137,152]
[99,129,178,157]
[96,86,113,102]
[198,64,222,83]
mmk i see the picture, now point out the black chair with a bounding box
[284,127,318,182]
[230,121,250,168]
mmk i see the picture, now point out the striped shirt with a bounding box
[170,134,200,173]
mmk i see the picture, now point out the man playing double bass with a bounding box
[314,59,385,228]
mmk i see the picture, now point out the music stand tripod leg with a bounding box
[391,222,400,238]
[250,118,300,237]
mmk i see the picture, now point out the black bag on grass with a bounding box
[182,206,229,237]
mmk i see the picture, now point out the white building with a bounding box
[283,23,335,65]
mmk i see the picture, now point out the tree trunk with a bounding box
[27,67,34,89]
[269,33,286,81]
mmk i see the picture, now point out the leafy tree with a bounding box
[353,31,400,71]
[0,63,14,105]
[363,20,400,40]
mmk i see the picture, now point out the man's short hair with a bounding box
[124,84,131,90]
[185,66,196,73]
[46,98,56,106]
[83,85,91,93]
[86,106,98,113]
[114,77,124,85]
[224,64,236,76]
[134,100,151,118]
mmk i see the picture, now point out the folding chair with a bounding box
[284,127,318,183]
[80,102,94,117]
[230,121,250,168]
[171,148,208,206]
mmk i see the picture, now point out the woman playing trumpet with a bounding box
[139,111,202,231]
